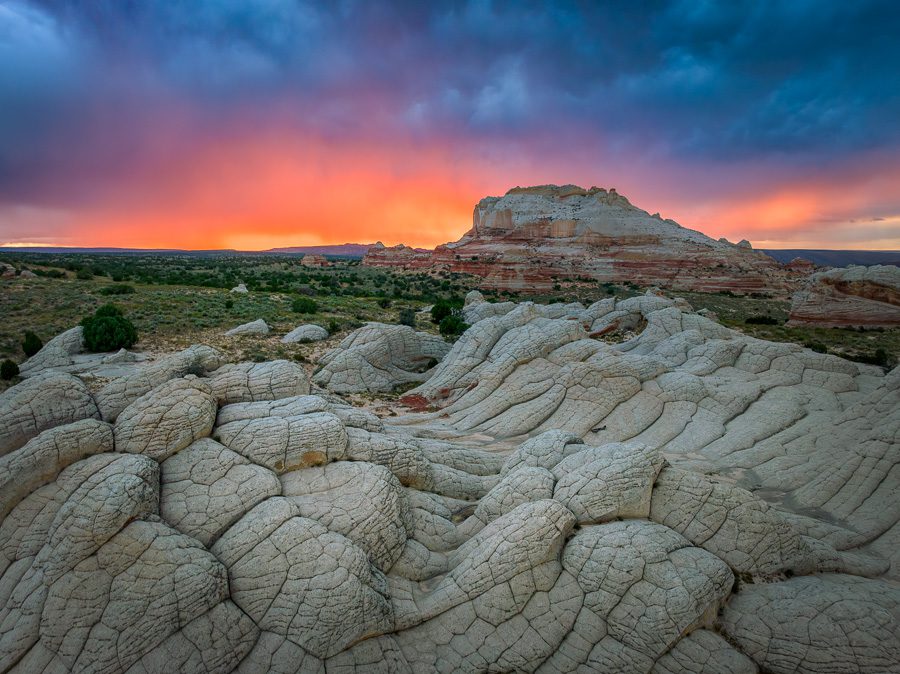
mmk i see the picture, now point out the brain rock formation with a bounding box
[313,322,450,393]
[0,295,898,673]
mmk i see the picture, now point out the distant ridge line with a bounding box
[761,249,900,267]
[0,243,377,257]
[2,245,898,268]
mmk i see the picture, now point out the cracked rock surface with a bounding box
[0,292,898,673]
[313,322,450,393]
[0,372,99,456]
[207,360,310,404]
[18,327,84,377]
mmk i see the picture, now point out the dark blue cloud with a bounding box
[2,0,900,202]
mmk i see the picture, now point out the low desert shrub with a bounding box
[34,268,65,279]
[803,340,828,354]
[398,308,417,327]
[745,315,780,325]
[292,297,318,314]
[0,359,19,380]
[439,315,468,338]
[431,297,463,324]
[98,284,135,296]
[21,330,43,357]
[430,300,453,324]
[81,304,138,352]
[849,348,892,368]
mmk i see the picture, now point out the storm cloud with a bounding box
[1,0,899,248]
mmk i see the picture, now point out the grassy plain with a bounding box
[1,253,896,380]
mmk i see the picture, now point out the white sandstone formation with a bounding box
[94,344,223,421]
[282,324,329,343]
[225,319,270,336]
[788,263,900,327]
[230,283,249,293]
[0,372,99,455]
[314,322,451,393]
[0,293,897,673]
[207,360,309,404]
[18,327,84,377]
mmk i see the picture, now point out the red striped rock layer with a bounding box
[363,185,798,295]
[789,264,900,327]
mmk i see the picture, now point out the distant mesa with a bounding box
[363,184,800,294]
[300,254,330,268]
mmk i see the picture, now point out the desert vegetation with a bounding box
[1,252,897,376]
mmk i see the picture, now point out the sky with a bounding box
[1,1,899,250]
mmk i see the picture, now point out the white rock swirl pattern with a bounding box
[0,295,897,673]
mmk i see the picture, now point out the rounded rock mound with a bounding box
[281,324,329,343]
[0,318,896,673]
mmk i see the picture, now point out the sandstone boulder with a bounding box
[18,327,84,377]
[160,438,281,546]
[212,499,393,659]
[282,323,329,343]
[719,574,900,674]
[225,319,269,336]
[114,377,217,461]
[314,323,450,393]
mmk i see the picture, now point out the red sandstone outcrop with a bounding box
[788,264,900,327]
[301,254,330,267]
[362,243,431,268]
[363,185,797,294]
[785,257,818,273]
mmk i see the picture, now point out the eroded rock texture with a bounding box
[281,324,328,343]
[313,322,450,393]
[0,372,99,456]
[95,344,223,421]
[18,327,84,377]
[207,360,309,404]
[788,263,900,327]
[0,295,898,673]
